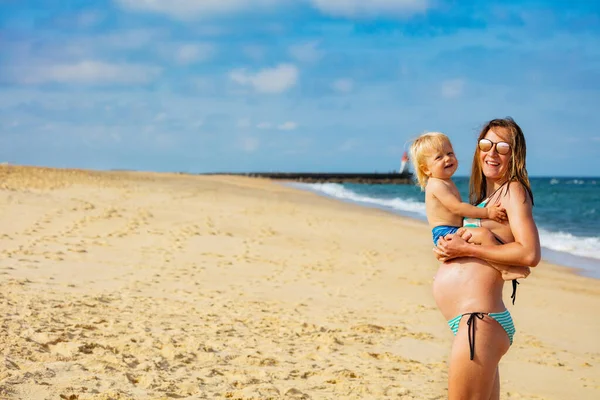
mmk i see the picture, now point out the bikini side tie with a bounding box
[511,279,519,305]
[465,312,486,360]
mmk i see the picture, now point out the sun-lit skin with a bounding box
[431,139,514,398]
[431,118,541,400]
[479,128,511,184]
[422,141,458,181]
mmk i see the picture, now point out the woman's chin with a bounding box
[482,166,507,181]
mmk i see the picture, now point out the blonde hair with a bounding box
[469,118,534,205]
[409,132,451,190]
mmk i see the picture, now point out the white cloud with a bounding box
[114,0,284,19]
[230,63,299,94]
[2,28,163,63]
[289,41,322,63]
[8,60,161,85]
[191,77,217,92]
[254,121,297,130]
[115,0,431,19]
[172,43,215,65]
[75,10,105,27]
[243,45,267,61]
[278,121,298,131]
[332,78,354,93]
[237,118,252,128]
[194,26,230,36]
[239,136,260,152]
[309,0,430,18]
[92,28,162,51]
[49,10,105,29]
[154,112,167,122]
[338,138,360,152]
[441,79,465,99]
[153,133,177,149]
[256,122,272,129]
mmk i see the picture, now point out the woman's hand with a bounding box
[434,228,473,262]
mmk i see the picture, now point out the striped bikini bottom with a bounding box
[447,309,515,360]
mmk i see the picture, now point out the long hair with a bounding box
[409,132,451,190]
[469,117,534,205]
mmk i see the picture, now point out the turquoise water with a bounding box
[292,177,600,278]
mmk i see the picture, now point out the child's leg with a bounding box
[464,227,497,246]
[464,228,530,281]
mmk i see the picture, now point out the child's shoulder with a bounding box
[426,177,453,191]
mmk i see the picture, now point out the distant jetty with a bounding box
[205,152,414,185]
[205,172,413,185]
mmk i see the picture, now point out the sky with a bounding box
[1,0,599,176]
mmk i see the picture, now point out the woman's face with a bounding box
[479,127,512,182]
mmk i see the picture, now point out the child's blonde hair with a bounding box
[409,132,451,190]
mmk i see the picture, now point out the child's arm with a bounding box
[429,180,507,223]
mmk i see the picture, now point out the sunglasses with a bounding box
[478,138,511,155]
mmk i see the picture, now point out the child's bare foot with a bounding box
[502,266,531,281]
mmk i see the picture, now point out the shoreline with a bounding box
[286,180,600,280]
[1,166,599,399]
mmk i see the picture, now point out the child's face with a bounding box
[423,141,458,179]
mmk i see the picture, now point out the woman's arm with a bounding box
[434,182,541,267]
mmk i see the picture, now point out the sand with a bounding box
[0,165,598,400]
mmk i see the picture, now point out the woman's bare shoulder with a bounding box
[503,180,533,206]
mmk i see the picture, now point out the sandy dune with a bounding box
[0,165,598,399]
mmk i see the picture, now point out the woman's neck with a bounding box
[486,178,509,197]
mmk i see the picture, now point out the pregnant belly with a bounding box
[432,257,506,320]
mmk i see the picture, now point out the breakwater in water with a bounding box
[203,172,413,184]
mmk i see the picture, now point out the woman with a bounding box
[433,117,541,399]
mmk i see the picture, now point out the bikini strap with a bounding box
[482,181,509,206]
[464,312,487,360]
[511,279,519,305]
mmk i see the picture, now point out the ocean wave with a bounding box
[298,182,427,216]
[549,178,597,186]
[538,229,600,260]
[295,182,599,262]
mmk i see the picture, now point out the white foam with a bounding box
[296,182,600,262]
[538,229,600,260]
[299,182,427,217]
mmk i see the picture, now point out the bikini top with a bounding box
[463,200,487,228]
[462,183,507,228]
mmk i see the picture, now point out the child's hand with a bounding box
[487,205,507,222]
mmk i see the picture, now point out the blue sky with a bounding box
[1,0,599,176]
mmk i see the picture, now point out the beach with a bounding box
[1,165,598,400]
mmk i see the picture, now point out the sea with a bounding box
[289,177,600,279]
